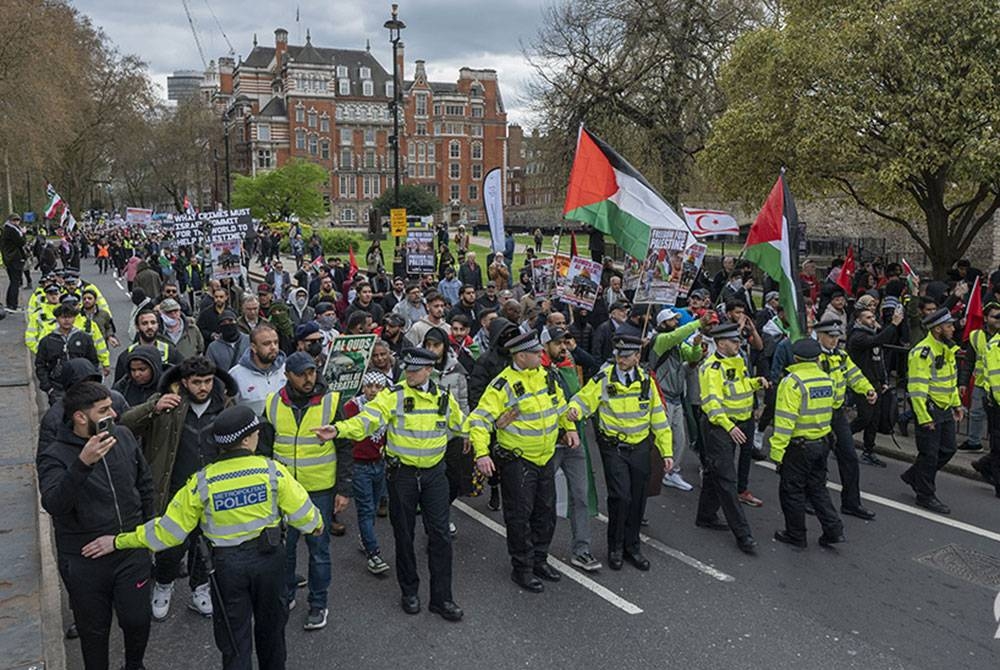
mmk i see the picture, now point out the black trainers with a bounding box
[304,607,328,630]
[296,573,307,588]
[861,451,887,468]
[956,441,984,453]
[487,486,501,511]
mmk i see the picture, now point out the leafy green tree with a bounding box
[702,0,1000,277]
[232,160,328,223]
[372,184,439,217]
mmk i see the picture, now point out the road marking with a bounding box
[114,278,125,292]
[595,514,735,583]
[453,500,644,615]
[754,461,1000,543]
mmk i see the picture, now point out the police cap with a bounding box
[506,331,543,355]
[813,319,844,336]
[401,347,439,369]
[612,335,643,355]
[708,323,741,341]
[213,405,262,448]
[922,307,955,329]
[791,338,822,361]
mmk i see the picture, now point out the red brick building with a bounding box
[222,28,507,226]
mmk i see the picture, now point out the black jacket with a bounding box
[468,317,519,408]
[847,323,898,387]
[37,424,153,555]
[0,221,26,265]
[113,345,164,407]
[35,328,99,394]
[38,359,129,458]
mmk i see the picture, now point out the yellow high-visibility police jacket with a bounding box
[769,361,835,463]
[466,364,573,466]
[979,331,1000,402]
[699,352,763,431]
[336,380,465,468]
[264,389,340,492]
[26,300,60,352]
[818,347,873,409]
[907,333,961,426]
[968,328,993,391]
[115,452,321,550]
[568,365,673,458]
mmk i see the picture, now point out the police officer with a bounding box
[902,308,963,514]
[770,338,844,548]
[262,352,352,631]
[972,303,1000,497]
[466,331,579,592]
[696,322,765,554]
[813,319,877,520]
[81,405,323,670]
[313,348,466,621]
[567,335,673,571]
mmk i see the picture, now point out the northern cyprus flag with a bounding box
[563,126,692,260]
[743,173,806,340]
[44,182,64,219]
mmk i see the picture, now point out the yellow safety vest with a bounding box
[699,353,762,430]
[264,390,339,492]
[818,348,873,409]
[968,329,993,390]
[769,361,835,463]
[26,301,59,352]
[115,453,321,550]
[466,365,573,466]
[907,333,961,426]
[126,340,173,365]
[980,332,1000,403]
[337,381,465,468]
[568,365,673,457]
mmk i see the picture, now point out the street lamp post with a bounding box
[222,109,232,209]
[384,4,406,212]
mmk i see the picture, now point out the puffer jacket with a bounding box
[37,359,129,458]
[113,345,164,407]
[433,352,469,415]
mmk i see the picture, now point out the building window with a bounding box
[416,122,426,136]
[449,162,460,180]
[450,184,460,201]
[339,175,356,197]
[471,142,482,160]
[408,143,416,163]
[295,129,306,150]
[257,124,270,141]
[339,79,350,96]
[362,80,373,96]
[417,143,426,161]
[256,149,272,168]
[307,110,317,128]
[469,184,478,201]
[340,128,353,146]
[364,128,375,145]
[385,81,394,98]
[363,174,381,198]
[433,122,442,136]
[469,208,480,222]
[470,85,483,98]
[359,66,371,79]
[449,140,460,159]
[364,149,376,168]
[471,164,482,180]
[309,136,318,155]
[472,124,483,137]
[415,93,428,116]
[295,106,305,123]
[471,105,484,118]
[445,104,464,116]
[320,117,329,132]
[341,207,356,222]
[427,144,435,160]
[336,65,348,78]
[321,141,330,160]
[340,148,352,169]
[433,104,442,116]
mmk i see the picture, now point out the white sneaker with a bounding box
[662,471,694,491]
[448,521,457,537]
[151,582,174,621]
[189,582,213,617]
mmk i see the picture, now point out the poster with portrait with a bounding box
[552,253,572,296]
[559,256,603,310]
[210,239,243,280]
[322,334,377,401]
[632,229,706,306]
[531,257,555,297]
[405,229,436,276]
[678,242,707,296]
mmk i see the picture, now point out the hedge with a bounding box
[264,223,365,255]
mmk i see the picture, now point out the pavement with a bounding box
[44,257,998,669]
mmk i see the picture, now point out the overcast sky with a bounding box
[72,0,548,126]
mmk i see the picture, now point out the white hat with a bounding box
[656,308,679,325]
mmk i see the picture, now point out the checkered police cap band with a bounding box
[214,415,261,446]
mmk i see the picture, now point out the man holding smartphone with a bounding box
[37,382,154,670]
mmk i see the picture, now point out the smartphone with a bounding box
[96,417,114,435]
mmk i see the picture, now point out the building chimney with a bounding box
[274,28,288,65]
[414,59,426,83]
[218,56,235,95]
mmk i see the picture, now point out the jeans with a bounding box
[353,460,387,556]
[285,490,333,609]
[549,445,592,557]
[967,386,986,446]
[5,261,23,309]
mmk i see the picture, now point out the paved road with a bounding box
[61,261,1000,670]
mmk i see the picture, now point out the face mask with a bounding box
[220,323,240,342]
[161,313,179,328]
[317,315,336,330]
[306,341,324,356]
[295,296,307,309]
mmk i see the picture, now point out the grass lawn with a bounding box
[465,232,590,277]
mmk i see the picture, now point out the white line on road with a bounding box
[453,500,644,615]
[595,513,736,583]
[114,278,125,292]
[754,461,1000,544]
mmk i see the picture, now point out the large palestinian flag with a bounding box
[743,173,806,340]
[563,126,691,259]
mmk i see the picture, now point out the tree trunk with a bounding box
[925,211,963,279]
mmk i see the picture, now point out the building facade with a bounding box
[222,28,507,226]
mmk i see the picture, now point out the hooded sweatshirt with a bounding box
[228,348,287,415]
[113,345,164,407]
[468,317,519,409]
[38,360,129,458]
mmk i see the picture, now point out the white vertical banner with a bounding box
[482,167,505,254]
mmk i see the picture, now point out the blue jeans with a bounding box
[285,490,333,609]
[352,461,386,556]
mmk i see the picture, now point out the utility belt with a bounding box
[789,436,830,450]
[492,444,524,464]
[211,524,285,556]
[596,430,647,453]
[384,454,442,480]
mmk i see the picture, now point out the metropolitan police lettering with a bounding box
[213,484,268,511]
[809,386,833,400]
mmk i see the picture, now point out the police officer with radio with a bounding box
[466,331,579,593]
[770,338,844,549]
[313,348,466,621]
[81,405,323,670]
[567,335,673,571]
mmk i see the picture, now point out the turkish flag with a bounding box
[836,245,855,293]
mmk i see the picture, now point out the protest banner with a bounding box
[210,239,243,280]
[170,208,253,246]
[125,207,153,227]
[633,228,689,306]
[531,257,555,297]
[560,256,603,310]
[322,334,377,401]
[405,229,436,275]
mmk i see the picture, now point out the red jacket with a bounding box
[343,396,385,462]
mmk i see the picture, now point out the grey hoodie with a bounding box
[228,348,287,415]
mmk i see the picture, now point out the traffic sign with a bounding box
[390,208,408,237]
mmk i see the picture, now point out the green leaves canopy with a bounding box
[231,160,328,223]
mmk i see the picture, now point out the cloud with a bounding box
[72,0,547,126]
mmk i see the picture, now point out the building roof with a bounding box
[294,36,327,65]
[242,46,276,69]
[258,97,287,117]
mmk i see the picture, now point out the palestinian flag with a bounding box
[743,173,806,341]
[563,126,690,260]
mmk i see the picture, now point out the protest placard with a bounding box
[632,229,705,306]
[125,207,153,227]
[560,256,603,310]
[531,257,555,297]
[210,239,243,280]
[170,208,253,246]
[322,334,377,401]
[405,229,436,275]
